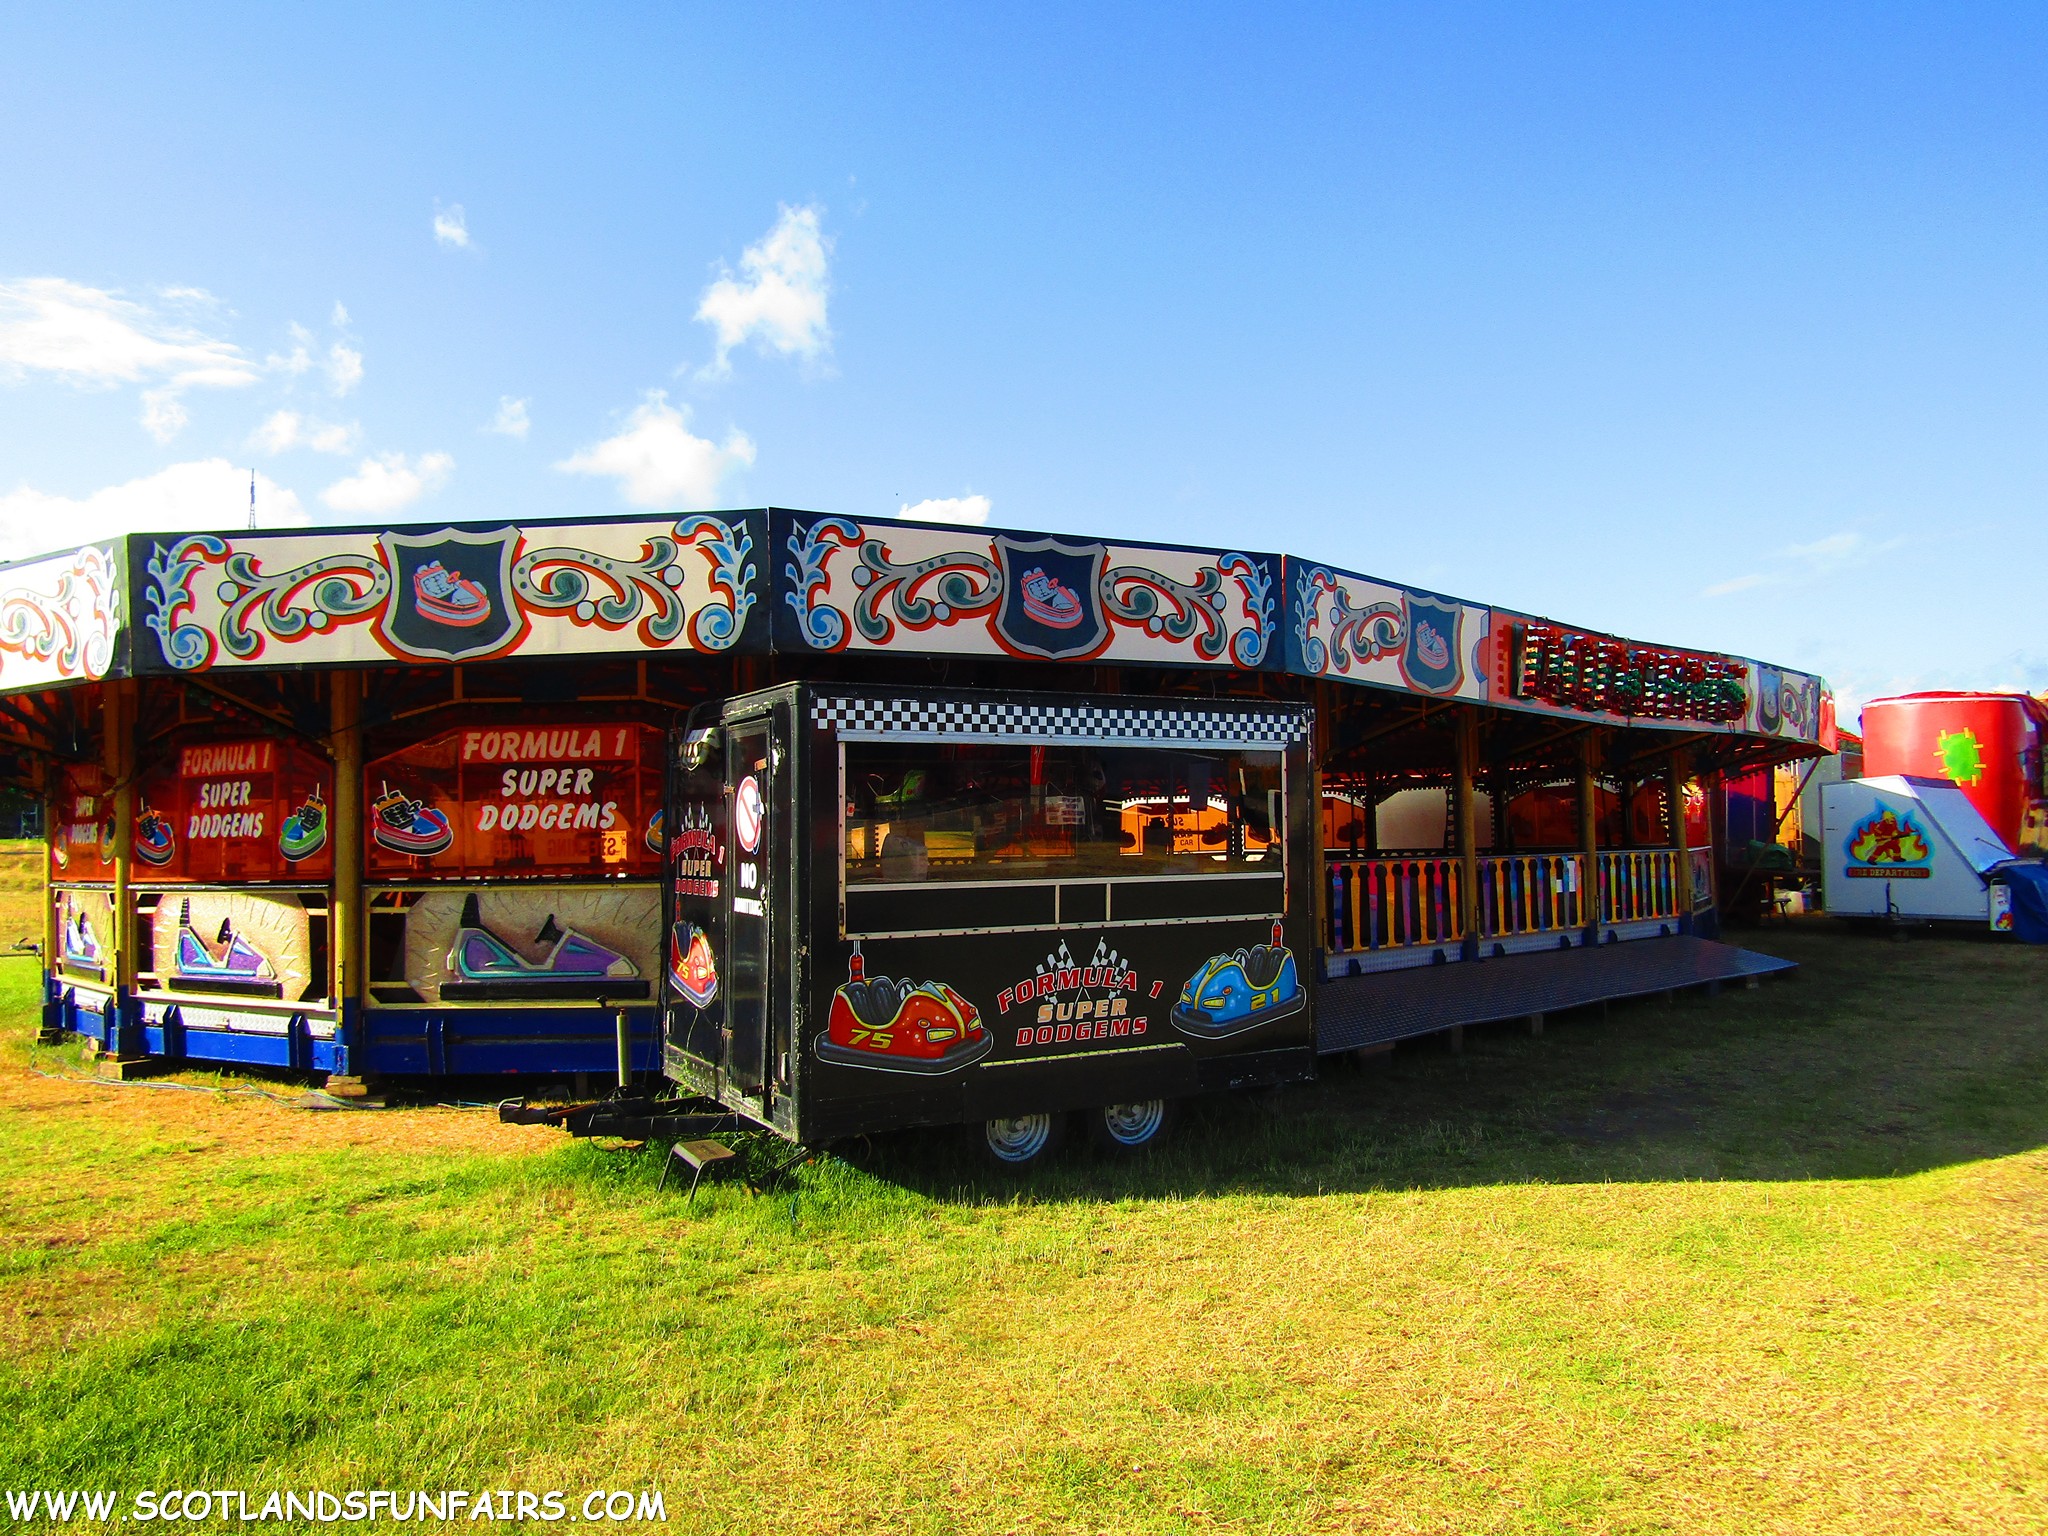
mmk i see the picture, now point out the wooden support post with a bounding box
[1577,730,1600,939]
[330,671,364,1079]
[1311,682,1331,959]
[1446,1024,1465,1053]
[1668,746,1690,856]
[1668,745,1691,933]
[1456,709,1479,958]
[1528,1012,1544,1037]
[38,766,60,1043]
[106,679,140,1058]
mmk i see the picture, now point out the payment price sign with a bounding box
[365,723,665,879]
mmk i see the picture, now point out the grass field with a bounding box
[1,921,2043,1533]
[0,839,44,954]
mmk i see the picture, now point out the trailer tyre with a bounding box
[980,1112,1066,1171]
[1090,1098,1174,1154]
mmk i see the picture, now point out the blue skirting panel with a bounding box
[358,1006,663,1076]
[1312,935,1795,1054]
[50,978,119,1046]
[136,1009,344,1073]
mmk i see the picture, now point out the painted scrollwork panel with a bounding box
[0,544,122,689]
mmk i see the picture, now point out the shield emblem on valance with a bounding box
[1400,594,1464,696]
[992,536,1109,661]
[375,527,525,661]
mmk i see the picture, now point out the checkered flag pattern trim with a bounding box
[810,695,1307,747]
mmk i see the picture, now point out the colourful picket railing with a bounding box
[1594,849,1684,923]
[1325,856,1465,953]
[1327,848,1685,955]
[1475,853,1585,939]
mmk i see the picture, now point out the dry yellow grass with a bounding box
[0,837,43,950]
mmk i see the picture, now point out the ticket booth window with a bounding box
[842,741,1282,887]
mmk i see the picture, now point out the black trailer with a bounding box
[658,682,1316,1165]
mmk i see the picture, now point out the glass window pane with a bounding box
[843,741,1282,885]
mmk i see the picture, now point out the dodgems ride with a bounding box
[507,682,1321,1174]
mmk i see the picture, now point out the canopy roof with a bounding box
[0,507,1834,750]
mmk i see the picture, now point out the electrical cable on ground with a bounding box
[23,1039,498,1109]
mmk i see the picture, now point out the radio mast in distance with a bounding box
[249,469,257,528]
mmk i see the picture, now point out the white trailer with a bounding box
[1820,775,2014,926]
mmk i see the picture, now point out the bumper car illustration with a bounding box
[644,806,664,855]
[134,808,175,867]
[815,947,991,1074]
[173,898,282,996]
[1018,567,1084,629]
[441,893,647,999]
[413,561,491,627]
[1171,923,1305,1039]
[278,792,328,862]
[62,910,103,976]
[372,784,454,857]
[667,921,719,1009]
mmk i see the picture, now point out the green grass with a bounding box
[1,922,2044,1533]
[0,838,42,951]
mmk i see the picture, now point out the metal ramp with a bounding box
[1312,935,1795,1054]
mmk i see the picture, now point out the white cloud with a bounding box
[486,396,531,439]
[250,409,359,455]
[320,451,453,515]
[1701,571,1771,599]
[433,203,471,250]
[331,301,350,329]
[267,323,315,377]
[555,392,754,508]
[695,204,831,372]
[0,459,307,561]
[898,495,992,526]
[1780,532,1862,564]
[0,277,259,388]
[0,277,264,442]
[326,342,363,396]
[140,389,190,444]
[1701,530,1901,599]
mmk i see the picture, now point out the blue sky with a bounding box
[2,4,2044,713]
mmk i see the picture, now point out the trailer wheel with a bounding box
[1090,1098,1174,1154]
[980,1112,1065,1171]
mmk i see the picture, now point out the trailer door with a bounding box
[724,714,782,1100]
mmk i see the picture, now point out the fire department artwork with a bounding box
[1843,807,1933,878]
[816,943,992,1074]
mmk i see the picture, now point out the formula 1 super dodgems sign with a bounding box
[364,723,665,879]
[134,737,336,883]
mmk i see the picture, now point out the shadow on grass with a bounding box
[825,920,2048,1204]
